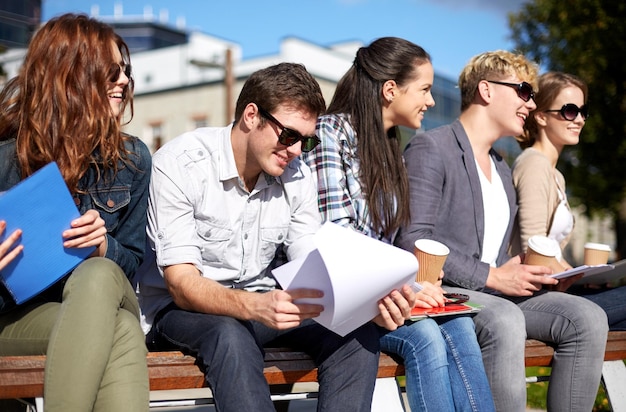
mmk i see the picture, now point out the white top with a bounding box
[547,175,574,245]
[136,124,321,333]
[476,157,510,267]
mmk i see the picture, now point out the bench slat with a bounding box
[2,332,625,400]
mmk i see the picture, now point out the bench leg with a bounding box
[34,397,43,412]
[602,360,626,412]
[371,377,405,412]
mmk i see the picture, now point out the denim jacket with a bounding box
[0,135,151,311]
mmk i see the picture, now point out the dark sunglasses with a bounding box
[544,103,589,121]
[256,105,320,152]
[109,63,132,82]
[486,80,535,102]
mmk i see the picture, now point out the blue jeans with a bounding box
[379,316,494,412]
[570,285,626,330]
[150,306,380,412]
[445,287,608,412]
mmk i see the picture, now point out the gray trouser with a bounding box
[445,287,608,412]
[0,257,149,412]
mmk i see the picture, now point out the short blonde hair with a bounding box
[458,50,539,111]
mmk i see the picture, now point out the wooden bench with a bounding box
[2,332,625,411]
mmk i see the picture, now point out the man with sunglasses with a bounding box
[136,63,381,411]
[396,51,608,412]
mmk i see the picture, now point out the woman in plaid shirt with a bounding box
[302,37,494,411]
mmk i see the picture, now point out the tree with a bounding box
[509,0,626,258]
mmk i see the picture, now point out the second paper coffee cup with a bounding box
[414,239,449,284]
[525,235,563,273]
[584,242,611,266]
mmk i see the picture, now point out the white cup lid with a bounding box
[527,235,560,257]
[584,242,611,252]
[414,239,450,256]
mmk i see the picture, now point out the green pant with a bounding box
[0,257,149,411]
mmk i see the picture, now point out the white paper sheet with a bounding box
[272,222,418,336]
[550,264,614,280]
[573,259,626,285]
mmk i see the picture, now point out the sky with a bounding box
[42,0,528,79]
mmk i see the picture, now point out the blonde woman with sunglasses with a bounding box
[512,71,626,331]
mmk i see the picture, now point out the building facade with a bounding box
[0,0,41,49]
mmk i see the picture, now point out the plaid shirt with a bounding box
[302,113,391,243]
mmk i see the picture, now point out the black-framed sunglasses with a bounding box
[256,105,320,152]
[109,62,132,82]
[486,80,535,102]
[544,103,589,121]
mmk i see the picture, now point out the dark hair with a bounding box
[517,71,588,148]
[327,37,430,238]
[0,13,134,193]
[233,62,326,124]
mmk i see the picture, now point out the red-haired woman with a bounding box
[0,13,150,411]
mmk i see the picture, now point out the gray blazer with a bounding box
[395,120,518,292]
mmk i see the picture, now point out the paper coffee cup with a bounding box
[584,242,611,266]
[525,235,564,273]
[414,239,449,284]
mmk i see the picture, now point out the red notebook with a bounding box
[410,302,482,320]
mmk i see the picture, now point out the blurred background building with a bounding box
[0,4,614,264]
[0,0,41,49]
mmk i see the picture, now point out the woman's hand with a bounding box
[62,209,108,257]
[413,281,446,308]
[0,220,23,271]
[373,284,416,331]
[546,273,583,292]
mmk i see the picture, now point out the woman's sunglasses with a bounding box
[256,105,320,152]
[486,80,535,102]
[109,62,132,82]
[544,103,589,121]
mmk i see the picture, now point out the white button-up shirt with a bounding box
[137,124,321,332]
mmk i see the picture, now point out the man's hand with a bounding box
[249,288,324,330]
[486,254,558,296]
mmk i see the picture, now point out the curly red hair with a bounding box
[0,13,134,192]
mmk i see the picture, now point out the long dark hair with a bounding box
[0,13,134,193]
[327,37,430,238]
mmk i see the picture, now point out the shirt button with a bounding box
[244,233,248,239]
[107,199,115,208]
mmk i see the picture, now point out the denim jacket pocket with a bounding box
[88,186,131,232]
[260,227,288,265]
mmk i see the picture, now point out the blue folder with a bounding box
[0,162,95,304]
